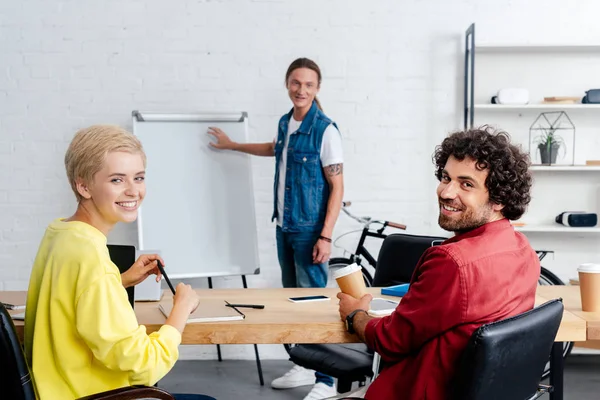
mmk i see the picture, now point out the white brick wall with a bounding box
[3,0,600,359]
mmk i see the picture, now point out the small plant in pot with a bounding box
[529,111,574,166]
[535,126,564,165]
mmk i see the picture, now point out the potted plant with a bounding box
[529,111,574,166]
[535,125,564,165]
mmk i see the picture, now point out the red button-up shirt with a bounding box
[364,219,540,399]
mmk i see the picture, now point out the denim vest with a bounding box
[272,100,338,232]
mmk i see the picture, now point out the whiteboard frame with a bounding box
[131,110,260,278]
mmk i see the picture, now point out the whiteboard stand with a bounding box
[207,275,264,386]
[132,110,261,279]
[132,110,263,386]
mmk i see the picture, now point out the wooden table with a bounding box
[3,287,587,344]
[1,286,589,400]
[537,285,600,340]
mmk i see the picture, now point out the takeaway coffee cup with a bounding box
[578,263,600,312]
[333,263,367,299]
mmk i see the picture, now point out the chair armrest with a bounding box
[76,385,174,400]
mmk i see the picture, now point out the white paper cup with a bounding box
[334,263,367,299]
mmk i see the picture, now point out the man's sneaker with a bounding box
[271,365,316,389]
[303,382,338,400]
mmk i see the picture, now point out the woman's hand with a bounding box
[121,253,164,288]
[173,282,201,314]
[166,283,201,333]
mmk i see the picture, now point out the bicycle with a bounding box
[537,250,565,285]
[327,201,407,287]
[328,202,572,379]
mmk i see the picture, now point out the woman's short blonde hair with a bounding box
[65,125,146,202]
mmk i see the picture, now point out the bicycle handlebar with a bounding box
[387,221,407,230]
[341,200,407,230]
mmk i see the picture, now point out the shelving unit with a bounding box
[463,23,600,285]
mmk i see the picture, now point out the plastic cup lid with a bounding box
[333,263,361,280]
[578,263,600,273]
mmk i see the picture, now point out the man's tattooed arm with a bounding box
[325,163,343,176]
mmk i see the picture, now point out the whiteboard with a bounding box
[132,111,260,279]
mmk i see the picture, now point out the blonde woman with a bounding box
[24,125,214,400]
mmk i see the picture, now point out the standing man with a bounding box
[208,57,343,400]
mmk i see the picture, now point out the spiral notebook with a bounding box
[158,299,245,323]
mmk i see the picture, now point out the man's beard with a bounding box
[438,200,494,233]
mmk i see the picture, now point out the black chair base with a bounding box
[289,344,373,393]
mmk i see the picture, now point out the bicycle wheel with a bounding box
[539,267,564,286]
[327,257,373,288]
[539,266,574,380]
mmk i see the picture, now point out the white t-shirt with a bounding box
[276,116,343,226]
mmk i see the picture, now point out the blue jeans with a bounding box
[173,394,216,400]
[276,226,334,387]
[276,226,329,288]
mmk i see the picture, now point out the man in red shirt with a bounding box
[338,127,540,399]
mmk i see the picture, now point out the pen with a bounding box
[225,304,265,309]
[156,260,176,295]
[224,301,246,318]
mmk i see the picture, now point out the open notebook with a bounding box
[158,299,245,323]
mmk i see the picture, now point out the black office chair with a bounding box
[334,299,564,400]
[107,244,136,308]
[452,298,564,400]
[0,303,176,399]
[289,233,446,393]
[371,233,445,286]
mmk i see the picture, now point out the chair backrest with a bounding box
[0,304,37,400]
[372,233,446,286]
[452,299,564,400]
[107,244,136,308]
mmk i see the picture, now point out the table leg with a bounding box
[549,342,564,400]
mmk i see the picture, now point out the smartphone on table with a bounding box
[288,295,330,303]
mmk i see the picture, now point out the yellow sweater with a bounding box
[25,219,181,400]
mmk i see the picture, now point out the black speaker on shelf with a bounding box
[555,212,598,227]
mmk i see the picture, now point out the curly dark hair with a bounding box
[433,126,532,220]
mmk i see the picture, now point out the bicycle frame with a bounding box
[338,203,405,269]
[348,227,387,269]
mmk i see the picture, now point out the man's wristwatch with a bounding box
[346,309,367,334]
